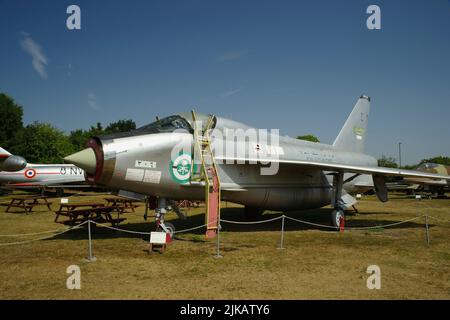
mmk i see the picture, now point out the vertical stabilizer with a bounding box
[333,95,370,154]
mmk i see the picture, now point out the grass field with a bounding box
[0,191,449,299]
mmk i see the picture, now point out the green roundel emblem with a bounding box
[170,153,193,184]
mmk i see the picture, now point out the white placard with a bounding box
[135,160,157,169]
[356,194,362,199]
[143,170,162,184]
[150,232,167,244]
[60,198,69,204]
[125,168,145,182]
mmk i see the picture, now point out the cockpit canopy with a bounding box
[99,115,193,140]
[135,115,192,134]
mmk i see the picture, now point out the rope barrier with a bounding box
[221,216,282,225]
[173,223,209,234]
[0,221,88,246]
[283,215,338,229]
[90,221,151,235]
[90,220,211,235]
[0,213,447,246]
[0,227,77,237]
[284,215,425,230]
[344,216,425,230]
[427,215,450,224]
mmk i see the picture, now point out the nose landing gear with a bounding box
[331,208,345,230]
[148,197,178,253]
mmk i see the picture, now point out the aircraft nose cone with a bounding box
[64,148,97,175]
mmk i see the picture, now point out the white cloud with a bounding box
[221,88,242,98]
[20,33,48,79]
[88,93,99,110]
[217,50,247,62]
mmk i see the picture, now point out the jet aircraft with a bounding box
[402,163,449,196]
[0,163,87,193]
[64,95,450,237]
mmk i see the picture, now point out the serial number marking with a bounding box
[135,160,157,169]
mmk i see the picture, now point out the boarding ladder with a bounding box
[191,111,221,239]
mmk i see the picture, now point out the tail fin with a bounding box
[0,147,11,158]
[333,95,370,153]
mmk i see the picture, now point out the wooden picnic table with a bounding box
[104,197,141,212]
[1,196,53,213]
[177,200,201,210]
[54,203,126,226]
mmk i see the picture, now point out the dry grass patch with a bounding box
[0,192,449,299]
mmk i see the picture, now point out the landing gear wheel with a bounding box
[331,209,345,230]
[164,222,175,240]
[156,222,175,239]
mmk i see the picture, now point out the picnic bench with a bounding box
[104,197,141,212]
[177,200,201,210]
[54,203,126,226]
[0,196,53,213]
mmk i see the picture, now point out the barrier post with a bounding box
[215,220,222,259]
[425,215,430,247]
[86,220,97,262]
[144,197,149,221]
[278,215,285,250]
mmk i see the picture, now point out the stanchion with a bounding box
[85,220,97,262]
[425,215,430,247]
[144,196,149,221]
[278,215,285,250]
[215,221,222,259]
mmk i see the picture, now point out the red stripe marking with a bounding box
[0,172,63,175]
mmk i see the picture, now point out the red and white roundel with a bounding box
[24,169,36,179]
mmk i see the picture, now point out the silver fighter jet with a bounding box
[65,95,450,236]
[0,163,86,191]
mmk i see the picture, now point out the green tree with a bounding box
[88,122,104,137]
[296,134,320,143]
[378,155,398,168]
[69,129,91,152]
[104,119,136,134]
[0,93,24,152]
[418,156,450,166]
[16,122,75,163]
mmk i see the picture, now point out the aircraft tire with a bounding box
[163,222,175,239]
[331,209,345,230]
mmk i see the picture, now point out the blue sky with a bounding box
[1,0,449,165]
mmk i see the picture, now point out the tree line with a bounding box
[1,92,449,167]
[0,93,136,164]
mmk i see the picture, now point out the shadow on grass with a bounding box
[50,206,430,242]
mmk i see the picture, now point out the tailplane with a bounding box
[333,95,370,154]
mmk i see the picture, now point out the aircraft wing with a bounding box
[216,156,450,181]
